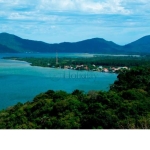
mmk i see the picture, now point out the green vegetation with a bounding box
[4,55,150,72]
[1,66,150,129]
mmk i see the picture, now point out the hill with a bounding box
[58,38,123,53]
[123,35,150,54]
[0,32,150,54]
[0,32,123,53]
[0,43,17,53]
[0,33,53,53]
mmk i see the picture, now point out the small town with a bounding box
[54,64,129,73]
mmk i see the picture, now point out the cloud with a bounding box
[0,0,150,44]
[0,0,149,27]
[36,0,131,15]
[0,0,149,21]
[0,0,131,14]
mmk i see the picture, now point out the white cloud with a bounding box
[0,0,149,15]
[0,0,149,26]
[0,0,150,44]
[37,0,131,14]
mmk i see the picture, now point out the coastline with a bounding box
[2,57,127,74]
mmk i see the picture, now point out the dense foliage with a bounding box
[1,66,150,129]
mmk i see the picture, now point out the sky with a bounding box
[0,0,150,45]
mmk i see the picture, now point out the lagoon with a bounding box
[0,53,117,110]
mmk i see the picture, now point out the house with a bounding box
[103,68,109,72]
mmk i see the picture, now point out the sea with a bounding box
[0,53,117,110]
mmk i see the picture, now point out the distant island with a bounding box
[0,32,150,54]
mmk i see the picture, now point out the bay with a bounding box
[0,53,117,110]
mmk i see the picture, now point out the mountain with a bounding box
[123,35,150,54]
[0,33,122,53]
[0,33,53,53]
[0,43,17,53]
[56,38,122,53]
[0,32,150,54]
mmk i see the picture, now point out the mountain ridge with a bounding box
[0,32,150,54]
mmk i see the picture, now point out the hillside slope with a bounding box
[123,35,150,54]
[57,38,122,53]
[0,33,53,53]
[0,43,17,53]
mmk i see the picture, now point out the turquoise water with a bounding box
[0,53,117,110]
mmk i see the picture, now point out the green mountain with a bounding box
[123,35,150,54]
[0,32,150,54]
[0,32,53,53]
[57,38,122,53]
[0,43,17,53]
[0,33,122,53]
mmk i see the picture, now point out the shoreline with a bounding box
[1,57,126,74]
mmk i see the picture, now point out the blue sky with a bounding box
[0,0,150,45]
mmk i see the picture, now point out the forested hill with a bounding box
[57,38,122,53]
[123,35,150,54]
[0,33,122,53]
[0,43,17,53]
[0,33,53,53]
[0,32,150,54]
